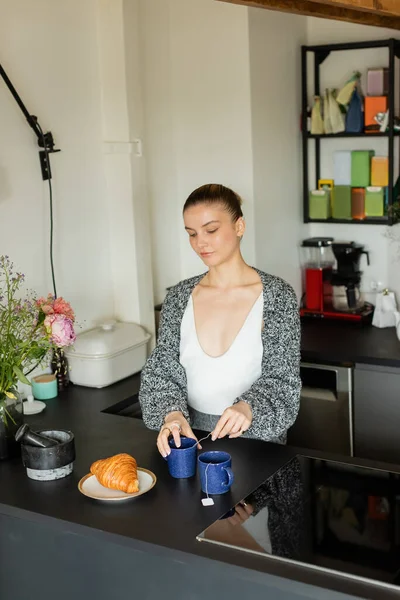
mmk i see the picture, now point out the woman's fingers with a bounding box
[217,416,240,439]
[228,513,241,526]
[157,428,171,457]
[219,412,247,439]
[181,423,202,449]
[212,409,240,440]
[228,422,250,439]
[228,430,245,439]
[171,425,181,449]
[211,413,228,441]
[230,417,245,435]
[243,502,254,517]
[212,407,253,440]
[234,504,249,522]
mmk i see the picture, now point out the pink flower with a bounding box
[36,295,75,322]
[53,297,75,322]
[36,294,55,314]
[42,304,54,315]
[44,314,76,347]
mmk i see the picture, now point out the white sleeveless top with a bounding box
[179,293,263,416]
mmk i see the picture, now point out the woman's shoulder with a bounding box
[166,272,206,295]
[163,273,206,310]
[253,268,298,306]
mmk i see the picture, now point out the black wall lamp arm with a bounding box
[0,63,60,180]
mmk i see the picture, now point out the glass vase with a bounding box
[0,389,23,460]
[51,348,70,392]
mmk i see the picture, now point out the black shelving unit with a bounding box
[301,38,400,225]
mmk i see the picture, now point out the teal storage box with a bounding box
[333,186,352,219]
[351,150,374,187]
[365,186,384,217]
[309,190,330,219]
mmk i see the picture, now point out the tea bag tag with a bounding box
[202,497,214,507]
[202,462,214,506]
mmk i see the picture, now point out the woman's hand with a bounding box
[227,501,254,526]
[211,401,252,441]
[157,411,200,458]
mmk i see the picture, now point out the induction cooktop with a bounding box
[197,455,400,591]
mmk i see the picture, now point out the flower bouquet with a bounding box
[0,255,76,460]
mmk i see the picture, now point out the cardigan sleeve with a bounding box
[236,279,301,441]
[139,288,190,430]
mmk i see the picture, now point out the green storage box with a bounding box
[309,190,330,219]
[351,150,374,187]
[365,186,384,217]
[332,186,352,219]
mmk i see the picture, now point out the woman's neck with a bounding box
[205,255,256,290]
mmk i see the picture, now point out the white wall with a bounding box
[4,0,398,332]
[306,17,400,301]
[0,0,113,328]
[123,0,156,341]
[249,8,307,297]
[141,0,255,303]
[96,0,155,338]
[0,0,154,339]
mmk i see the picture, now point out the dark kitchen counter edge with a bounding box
[301,320,400,368]
[2,375,400,600]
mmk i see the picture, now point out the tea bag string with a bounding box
[197,432,212,445]
[205,462,211,500]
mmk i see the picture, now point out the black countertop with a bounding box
[301,320,400,367]
[2,376,400,600]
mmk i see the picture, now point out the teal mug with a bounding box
[31,374,58,400]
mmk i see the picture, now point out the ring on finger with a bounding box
[161,425,171,435]
[169,422,182,433]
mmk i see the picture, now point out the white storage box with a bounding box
[334,151,351,186]
[65,321,150,388]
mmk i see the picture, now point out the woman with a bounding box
[139,184,301,457]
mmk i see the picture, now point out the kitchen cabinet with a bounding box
[354,362,400,464]
[218,0,400,30]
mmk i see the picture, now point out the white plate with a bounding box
[78,467,156,501]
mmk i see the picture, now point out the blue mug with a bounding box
[164,436,197,479]
[198,451,234,495]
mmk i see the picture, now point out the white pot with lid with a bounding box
[65,320,151,388]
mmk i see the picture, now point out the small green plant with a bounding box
[0,256,76,422]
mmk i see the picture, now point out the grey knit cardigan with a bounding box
[139,268,301,443]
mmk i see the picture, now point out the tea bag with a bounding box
[201,463,215,506]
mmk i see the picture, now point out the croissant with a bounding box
[90,453,139,494]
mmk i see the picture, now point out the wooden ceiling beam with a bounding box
[306,0,400,17]
[375,0,400,17]
[218,0,400,29]
[304,0,375,13]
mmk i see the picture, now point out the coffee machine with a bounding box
[300,237,374,323]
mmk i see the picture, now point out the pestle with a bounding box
[15,424,58,448]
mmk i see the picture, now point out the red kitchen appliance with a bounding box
[300,238,374,323]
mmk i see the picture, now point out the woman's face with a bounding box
[183,203,244,267]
